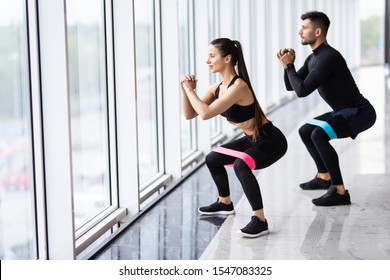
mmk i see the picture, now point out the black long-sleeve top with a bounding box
[284,42,369,112]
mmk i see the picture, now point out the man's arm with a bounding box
[278,48,310,94]
[285,55,333,97]
[283,63,309,91]
[284,63,312,97]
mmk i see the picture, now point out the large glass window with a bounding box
[66,0,111,229]
[134,0,161,185]
[360,0,386,65]
[0,0,36,259]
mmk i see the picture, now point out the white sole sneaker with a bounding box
[198,209,236,215]
[239,229,270,238]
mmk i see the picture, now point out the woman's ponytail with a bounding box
[210,38,268,140]
[232,40,268,140]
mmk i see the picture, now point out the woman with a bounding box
[180,38,287,237]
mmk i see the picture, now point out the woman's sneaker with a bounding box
[198,200,235,215]
[239,216,270,238]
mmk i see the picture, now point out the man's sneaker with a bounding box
[312,185,351,206]
[198,200,235,215]
[239,216,269,238]
[300,177,331,190]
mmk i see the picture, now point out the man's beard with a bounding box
[301,37,316,45]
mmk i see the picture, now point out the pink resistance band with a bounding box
[214,146,256,170]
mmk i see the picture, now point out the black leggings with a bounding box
[299,115,347,185]
[205,122,287,211]
[299,105,376,185]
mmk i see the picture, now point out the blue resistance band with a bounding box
[307,119,338,139]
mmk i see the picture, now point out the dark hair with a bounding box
[301,11,330,35]
[210,38,268,140]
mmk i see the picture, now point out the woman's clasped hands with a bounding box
[180,74,198,92]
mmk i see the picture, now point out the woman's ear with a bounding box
[224,54,232,64]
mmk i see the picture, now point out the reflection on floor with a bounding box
[93,66,390,260]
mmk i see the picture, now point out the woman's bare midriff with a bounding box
[229,117,269,136]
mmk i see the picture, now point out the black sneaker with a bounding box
[198,200,235,215]
[300,177,331,190]
[312,185,351,206]
[239,216,269,238]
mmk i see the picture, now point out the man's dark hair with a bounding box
[301,11,330,34]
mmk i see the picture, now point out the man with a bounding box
[277,11,376,206]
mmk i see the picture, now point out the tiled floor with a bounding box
[93,65,390,260]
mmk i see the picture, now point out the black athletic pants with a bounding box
[205,122,287,211]
[298,104,376,185]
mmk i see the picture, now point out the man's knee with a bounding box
[311,127,330,145]
[299,124,313,142]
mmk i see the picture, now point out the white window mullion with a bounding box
[161,0,181,181]
[104,0,118,208]
[154,0,166,181]
[194,0,212,154]
[27,0,47,260]
[38,0,75,259]
[113,0,140,217]
[269,0,281,108]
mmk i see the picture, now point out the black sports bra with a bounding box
[215,76,256,123]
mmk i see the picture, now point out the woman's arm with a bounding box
[180,75,217,120]
[182,76,249,120]
[180,77,198,120]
